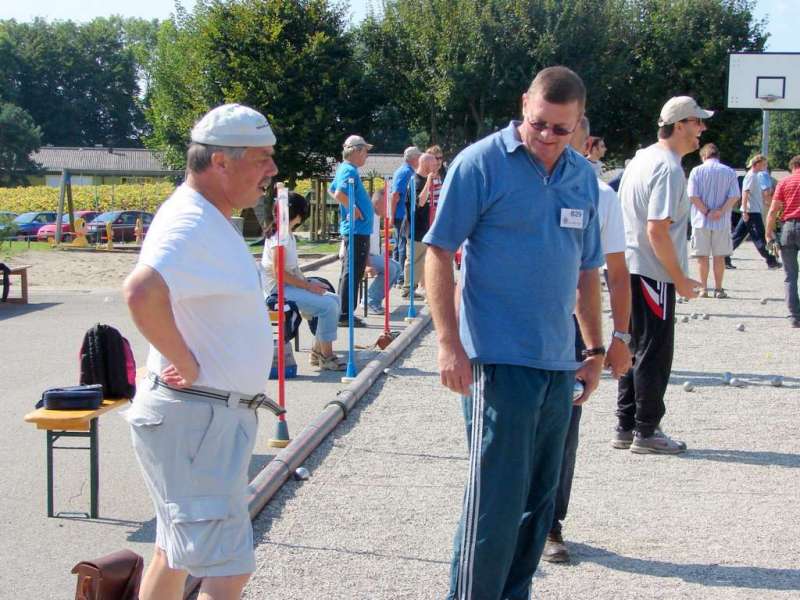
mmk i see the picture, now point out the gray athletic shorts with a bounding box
[124,378,258,577]
[691,227,733,257]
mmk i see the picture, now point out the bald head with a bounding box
[417,153,438,176]
[570,116,590,153]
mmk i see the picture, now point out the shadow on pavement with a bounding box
[680,448,800,468]
[0,301,61,320]
[670,370,800,388]
[260,540,450,566]
[570,542,800,591]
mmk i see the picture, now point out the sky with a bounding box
[0,0,794,52]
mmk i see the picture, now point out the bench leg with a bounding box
[294,329,300,352]
[21,270,28,304]
[46,431,55,518]
[90,418,99,519]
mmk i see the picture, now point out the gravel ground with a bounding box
[245,245,800,600]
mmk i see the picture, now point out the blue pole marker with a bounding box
[406,174,417,320]
[344,177,358,380]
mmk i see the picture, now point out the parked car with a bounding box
[85,210,154,243]
[4,211,57,240]
[36,211,100,241]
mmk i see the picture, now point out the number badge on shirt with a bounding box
[560,208,584,229]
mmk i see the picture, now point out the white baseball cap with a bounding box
[658,96,714,126]
[343,135,374,150]
[403,146,422,160]
[190,103,276,147]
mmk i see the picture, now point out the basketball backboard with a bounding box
[727,53,800,110]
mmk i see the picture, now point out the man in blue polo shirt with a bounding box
[329,134,375,327]
[424,66,605,600]
[390,146,422,284]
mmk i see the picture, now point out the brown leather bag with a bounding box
[71,549,144,600]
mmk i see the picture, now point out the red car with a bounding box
[85,210,154,243]
[37,211,100,241]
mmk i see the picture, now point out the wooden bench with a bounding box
[2,264,30,304]
[24,398,129,518]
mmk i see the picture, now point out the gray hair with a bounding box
[578,116,590,135]
[343,144,365,161]
[186,143,248,173]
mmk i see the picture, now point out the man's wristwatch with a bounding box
[581,346,606,358]
[612,330,632,345]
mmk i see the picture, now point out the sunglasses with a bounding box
[525,118,576,137]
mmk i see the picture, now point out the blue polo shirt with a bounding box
[391,162,415,221]
[423,121,603,371]
[329,161,374,236]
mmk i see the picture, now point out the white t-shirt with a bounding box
[261,233,299,294]
[139,184,273,395]
[598,179,625,255]
[619,143,690,283]
[369,217,382,256]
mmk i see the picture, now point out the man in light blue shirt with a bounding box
[687,143,740,297]
[390,147,421,283]
[329,135,375,326]
[731,154,781,270]
[424,66,604,600]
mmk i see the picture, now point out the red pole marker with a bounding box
[269,185,290,447]
[383,180,391,335]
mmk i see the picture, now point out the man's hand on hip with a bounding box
[160,356,199,388]
[574,355,603,405]
[604,338,632,379]
[438,341,472,396]
[742,212,750,222]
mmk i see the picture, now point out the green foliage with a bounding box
[0,103,42,186]
[146,0,371,182]
[0,18,146,146]
[356,0,767,166]
[766,111,800,170]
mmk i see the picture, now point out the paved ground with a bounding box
[245,245,800,600]
[1,254,422,599]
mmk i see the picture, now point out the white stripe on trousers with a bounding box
[458,364,484,600]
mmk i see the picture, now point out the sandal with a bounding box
[317,353,345,371]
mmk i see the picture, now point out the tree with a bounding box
[765,111,800,170]
[0,18,145,147]
[0,103,42,186]
[357,0,767,165]
[146,0,372,183]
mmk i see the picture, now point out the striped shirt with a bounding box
[687,158,740,231]
[774,172,800,221]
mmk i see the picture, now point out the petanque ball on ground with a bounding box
[760,298,768,305]
[771,377,783,388]
[383,368,390,374]
[294,467,310,481]
[681,315,690,323]
[702,313,710,320]
[730,377,745,387]
[723,372,733,384]
[736,323,746,332]
[683,381,694,392]
[691,313,699,320]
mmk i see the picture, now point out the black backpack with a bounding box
[0,263,9,302]
[79,324,137,399]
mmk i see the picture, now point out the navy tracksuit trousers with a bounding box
[446,364,573,600]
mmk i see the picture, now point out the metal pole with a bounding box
[406,176,417,320]
[90,419,99,518]
[344,178,357,380]
[761,109,770,158]
[55,170,69,244]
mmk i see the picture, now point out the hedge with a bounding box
[0,183,177,214]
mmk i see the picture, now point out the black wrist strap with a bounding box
[581,346,606,358]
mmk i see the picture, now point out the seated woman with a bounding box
[261,192,345,371]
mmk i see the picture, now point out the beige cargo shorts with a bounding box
[124,379,258,577]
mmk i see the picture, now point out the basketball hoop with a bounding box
[759,94,779,103]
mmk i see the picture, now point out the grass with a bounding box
[0,239,53,259]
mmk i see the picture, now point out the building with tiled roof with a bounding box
[28,146,180,187]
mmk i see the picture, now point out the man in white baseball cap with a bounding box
[613,95,710,455]
[123,103,280,599]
